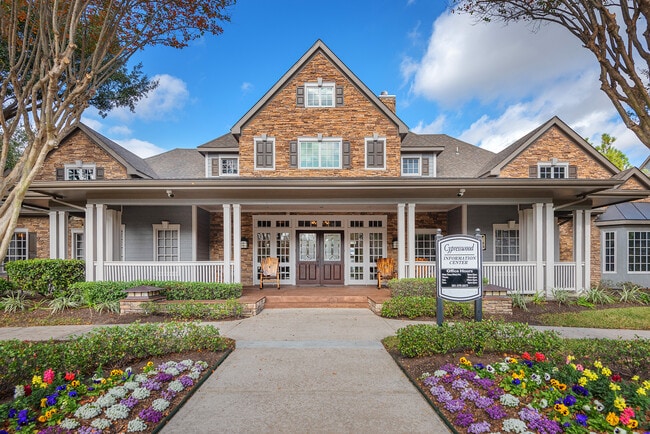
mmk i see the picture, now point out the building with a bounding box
[10,40,650,292]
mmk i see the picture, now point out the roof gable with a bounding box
[230,40,409,136]
[480,116,620,177]
[611,167,650,190]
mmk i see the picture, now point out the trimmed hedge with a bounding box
[387,277,436,297]
[5,259,85,296]
[141,299,244,320]
[381,296,472,319]
[68,281,131,306]
[0,279,14,295]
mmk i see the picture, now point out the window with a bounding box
[71,229,84,260]
[299,140,341,168]
[153,222,180,261]
[2,231,28,273]
[603,231,615,273]
[65,163,96,180]
[255,137,275,169]
[538,162,568,179]
[494,225,520,261]
[305,83,334,107]
[415,232,437,261]
[219,157,239,176]
[628,231,650,272]
[402,156,421,176]
[365,137,385,169]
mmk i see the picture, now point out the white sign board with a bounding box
[436,234,483,301]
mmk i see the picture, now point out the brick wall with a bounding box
[36,129,128,181]
[238,52,401,177]
[499,127,614,179]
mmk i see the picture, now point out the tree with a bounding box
[0,0,234,264]
[452,1,650,150]
[587,133,631,170]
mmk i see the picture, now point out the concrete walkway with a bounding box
[2,311,650,433]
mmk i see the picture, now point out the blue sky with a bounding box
[81,0,649,167]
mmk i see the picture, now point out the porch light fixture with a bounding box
[240,238,249,249]
[392,238,399,249]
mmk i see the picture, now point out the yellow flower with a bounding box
[558,383,567,391]
[147,361,154,367]
[606,412,619,426]
[601,367,612,376]
[71,380,80,387]
[566,355,575,362]
[509,357,518,364]
[593,360,603,369]
[459,357,471,366]
[613,396,626,411]
[100,378,106,384]
[570,363,577,370]
[636,387,646,396]
[561,408,569,416]
[627,419,638,429]
[40,398,47,408]
[45,410,54,418]
[631,375,639,381]
[583,369,598,381]
[578,376,588,386]
[610,383,621,392]
[110,369,123,376]
[38,415,47,423]
[32,375,42,385]
[643,380,650,389]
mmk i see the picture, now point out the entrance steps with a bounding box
[264,294,369,308]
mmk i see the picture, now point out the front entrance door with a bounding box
[296,231,344,285]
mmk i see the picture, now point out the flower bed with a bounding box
[0,353,229,434]
[417,353,649,433]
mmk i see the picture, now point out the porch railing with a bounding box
[101,261,234,283]
[553,262,576,290]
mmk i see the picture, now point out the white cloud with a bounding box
[80,116,103,132]
[241,82,253,93]
[108,125,132,137]
[115,138,166,158]
[109,74,189,122]
[411,115,446,134]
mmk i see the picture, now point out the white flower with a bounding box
[108,385,129,398]
[74,403,102,420]
[13,385,25,399]
[502,418,528,433]
[152,398,170,412]
[433,369,448,377]
[486,365,495,373]
[91,418,111,429]
[500,393,520,407]
[96,393,117,408]
[168,380,184,392]
[127,417,148,432]
[594,399,605,412]
[105,403,130,420]
[131,387,151,400]
[124,381,140,390]
[59,418,80,429]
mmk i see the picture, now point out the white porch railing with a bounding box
[406,261,579,294]
[101,262,234,283]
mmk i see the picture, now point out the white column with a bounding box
[544,203,555,292]
[191,206,198,262]
[57,211,68,259]
[85,204,95,281]
[584,210,592,290]
[233,204,241,283]
[96,204,105,280]
[518,209,527,261]
[49,212,58,258]
[461,204,468,235]
[223,204,232,283]
[533,203,544,294]
[397,203,406,278]
[574,210,584,292]
[525,209,535,262]
[407,203,416,278]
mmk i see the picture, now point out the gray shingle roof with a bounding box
[77,124,157,179]
[145,149,205,179]
[597,202,650,222]
[197,133,239,150]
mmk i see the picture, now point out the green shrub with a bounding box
[69,281,131,306]
[396,320,562,357]
[387,278,436,297]
[141,299,243,320]
[5,259,85,296]
[0,279,14,295]
[582,283,614,305]
[617,281,645,304]
[551,288,572,305]
[150,281,243,300]
[381,296,437,319]
[0,322,230,392]
[0,291,31,313]
[510,292,528,311]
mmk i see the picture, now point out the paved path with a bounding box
[2,311,650,434]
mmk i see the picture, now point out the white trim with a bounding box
[64,163,96,180]
[304,81,335,107]
[364,137,386,170]
[537,161,569,178]
[49,212,58,258]
[626,230,650,273]
[431,153,437,177]
[407,203,416,278]
[493,223,521,262]
[6,229,29,262]
[120,224,125,261]
[233,204,241,283]
[298,137,343,169]
[152,221,181,262]
[71,228,85,260]
[544,203,555,291]
[96,204,105,280]
[223,204,232,282]
[219,156,239,176]
[575,210,584,291]
[191,206,198,262]
[254,136,276,170]
[401,156,421,176]
[602,230,616,273]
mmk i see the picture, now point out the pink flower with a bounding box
[43,368,55,384]
[575,364,584,372]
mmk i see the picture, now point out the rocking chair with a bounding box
[376,257,396,289]
[259,257,280,290]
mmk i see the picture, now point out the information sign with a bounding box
[436,234,483,301]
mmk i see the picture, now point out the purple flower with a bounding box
[473,363,484,370]
[17,409,30,425]
[161,389,177,400]
[455,412,475,427]
[460,388,480,402]
[512,378,521,385]
[528,417,563,434]
[522,360,533,368]
[475,396,494,409]
[77,428,102,434]
[576,414,588,426]
[467,421,491,434]
[563,394,577,406]
[485,404,507,420]
[572,384,589,396]
[519,406,541,422]
[8,408,17,418]
[179,375,194,387]
[142,378,162,391]
[120,396,139,408]
[139,408,164,423]
[56,385,67,392]
[36,427,72,434]
[155,372,173,382]
[444,399,465,413]
[46,393,58,406]
[423,376,439,387]
[451,378,469,390]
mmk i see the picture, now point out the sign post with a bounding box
[435,228,483,325]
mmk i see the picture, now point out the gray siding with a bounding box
[122,206,194,261]
[447,206,463,235]
[600,225,650,288]
[467,205,519,262]
[196,207,210,261]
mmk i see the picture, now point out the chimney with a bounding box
[379,90,396,113]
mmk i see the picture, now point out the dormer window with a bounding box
[297,78,343,107]
[219,157,239,176]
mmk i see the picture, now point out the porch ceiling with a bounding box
[27,177,623,211]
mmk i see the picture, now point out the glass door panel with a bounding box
[324,233,341,261]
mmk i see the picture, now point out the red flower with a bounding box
[534,352,546,362]
[611,374,622,382]
[24,384,32,396]
[65,372,75,381]
[521,352,532,361]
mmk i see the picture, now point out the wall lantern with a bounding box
[240,238,249,249]
[392,238,399,249]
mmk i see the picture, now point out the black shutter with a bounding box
[256,140,274,168]
[96,167,104,180]
[367,140,384,168]
[28,232,37,259]
[529,165,537,178]
[211,158,220,177]
[568,165,578,178]
[421,156,429,177]
[289,141,298,167]
[296,87,304,106]
[342,141,351,168]
[335,85,344,107]
[56,168,64,180]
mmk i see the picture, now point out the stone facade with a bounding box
[237,52,401,177]
[15,216,50,259]
[36,129,128,181]
[499,127,614,179]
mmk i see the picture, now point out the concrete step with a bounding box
[263,295,368,309]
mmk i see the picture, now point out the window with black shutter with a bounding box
[255,137,275,169]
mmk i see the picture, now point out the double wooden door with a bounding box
[296,231,344,285]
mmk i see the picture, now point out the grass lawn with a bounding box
[538,306,650,329]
